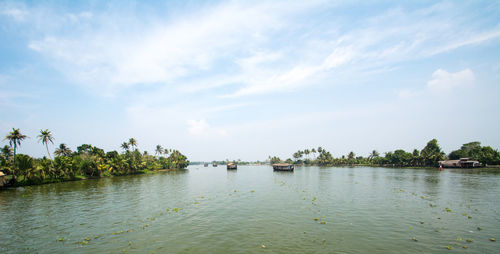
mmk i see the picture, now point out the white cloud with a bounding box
[187,119,209,135]
[427,68,475,93]
[1,8,28,21]
[397,89,422,99]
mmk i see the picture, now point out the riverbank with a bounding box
[0,168,183,189]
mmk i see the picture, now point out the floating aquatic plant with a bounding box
[445,208,452,212]
[319,221,326,224]
[457,237,463,241]
[445,245,452,250]
[84,237,91,241]
[463,246,468,249]
[490,238,496,242]
[322,239,326,244]
[468,216,472,219]
[57,237,65,242]
[80,240,88,245]
[419,221,424,224]
[261,244,266,248]
[314,217,319,221]
[466,239,473,243]
[412,237,418,242]
[477,227,482,231]
[194,201,199,204]
[251,190,255,193]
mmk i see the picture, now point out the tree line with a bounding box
[269,139,500,167]
[1,128,189,187]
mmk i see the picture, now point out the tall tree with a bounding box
[421,139,445,166]
[128,138,137,151]
[368,150,380,161]
[121,142,130,152]
[38,129,55,159]
[1,145,13,160]
[54,143,72,157]
[3,128,28,178]
[155,145,163,157]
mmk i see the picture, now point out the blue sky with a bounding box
[1,0,500,161]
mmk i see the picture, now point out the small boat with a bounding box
[227,162,237,170]
[213,163,218,167]
[204,163,208,167]
[273,163,294,171]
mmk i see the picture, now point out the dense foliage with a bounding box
[273,139,500,167]
[1,128,189,187]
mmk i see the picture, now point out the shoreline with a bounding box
[0,168,183,190]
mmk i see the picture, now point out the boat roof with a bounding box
[273,163,292,166]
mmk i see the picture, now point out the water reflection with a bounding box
[1,166,500,254]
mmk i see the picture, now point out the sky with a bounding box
[1,0,500,161]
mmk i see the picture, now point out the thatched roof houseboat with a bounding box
[227,162,237,170]
[439,158,481,168]
[273,163,294,171]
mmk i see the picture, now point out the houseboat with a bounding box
[273,163,294,171]
[213,163,218,167]
[439,158,481,168]
[204,163,209,167]
[227,162,237,170]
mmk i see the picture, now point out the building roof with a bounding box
[273,163,292,166]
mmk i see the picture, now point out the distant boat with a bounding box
[204,163,209,167]
[227,162,237,170]
[213,163,218,167]
[273,163,294,171]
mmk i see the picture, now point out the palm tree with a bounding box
[155,145,163,157]
[1,145,13,160]
[38,129,55,159]
[121,142,130,152]
[54,143,72,157]
[163,148,170,156]
[128,138,137,151]
[368,150,380,161]
[3,128,28,178]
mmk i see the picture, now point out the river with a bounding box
[1,165,499,253]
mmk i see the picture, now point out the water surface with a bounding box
[1,166,499,253]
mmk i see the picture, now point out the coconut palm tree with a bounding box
[121,142,130,152]
[368,150,380,161]
[155,145,163,157]
[128,138,137,151]
[3,128,28,178]
[38,129,55,159]
[54,143,72,157]
[1,145,13,160]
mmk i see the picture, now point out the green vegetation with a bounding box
[271,139,500,167]
[448,142,500,165]
[1,128,189,187]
